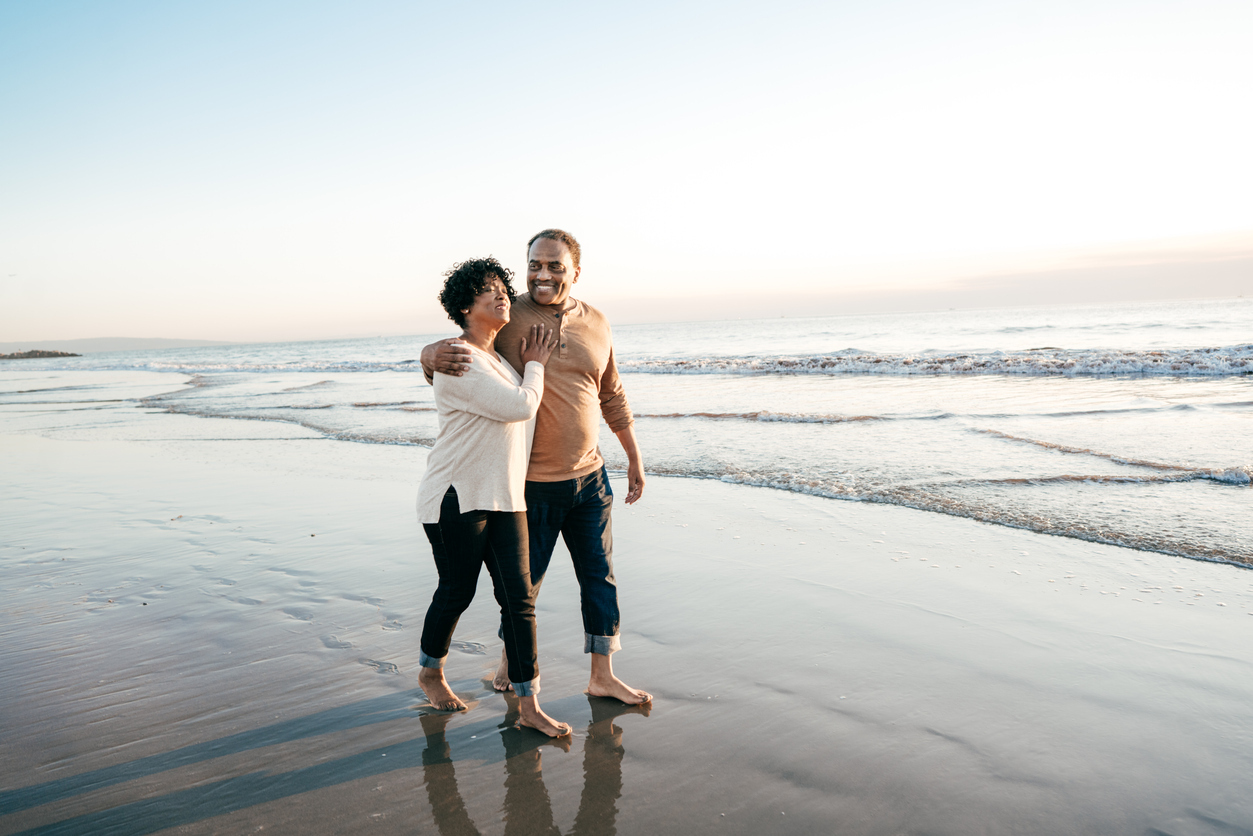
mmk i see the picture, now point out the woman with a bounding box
[415,257,568,737]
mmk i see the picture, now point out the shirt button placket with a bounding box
[556,310,568,358]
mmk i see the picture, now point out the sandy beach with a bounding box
[3,370,1253,835]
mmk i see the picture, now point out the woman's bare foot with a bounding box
[492,648,513,692]
[587,652,652,705]
[516,695,571,738]
[418,666,467,711]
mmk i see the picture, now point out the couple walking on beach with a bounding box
[413,229,651,736]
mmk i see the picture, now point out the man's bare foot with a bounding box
[586,693,652,723]
[585,674,652,705]
[587,652,652,705]
[516,695,571,738]
[492,648,513,692]
[418,666,467,711]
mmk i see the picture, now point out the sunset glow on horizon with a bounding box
[2,0,1251,342]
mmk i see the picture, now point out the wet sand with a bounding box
[3,371,1253,835]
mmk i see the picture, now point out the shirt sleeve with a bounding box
[597,345,634,432]
[436,361,545,423]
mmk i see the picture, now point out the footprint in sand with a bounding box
[362,659,399,674]
[321,635,353,649]
[342,592,385,606]
[267,567,317,578]
[222,594,263,606]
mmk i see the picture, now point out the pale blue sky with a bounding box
[2,0,1251,341]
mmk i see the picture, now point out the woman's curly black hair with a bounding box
[438,257,517,329]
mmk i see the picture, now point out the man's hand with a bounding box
[614,425,645,505]
[624,458,645,505]
[420,338,474,377]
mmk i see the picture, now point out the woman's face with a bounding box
[466,277,511,328]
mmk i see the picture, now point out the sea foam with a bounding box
[619,345,1253,376]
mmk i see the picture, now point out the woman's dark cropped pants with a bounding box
[420,487,540,695]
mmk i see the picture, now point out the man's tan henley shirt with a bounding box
[425,292,634,482]
[494,293,633,482]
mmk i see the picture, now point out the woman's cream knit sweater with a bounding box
[416,345,545,523]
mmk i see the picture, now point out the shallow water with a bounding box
[3,297,1250,566]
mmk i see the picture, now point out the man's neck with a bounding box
[526,292,577,313]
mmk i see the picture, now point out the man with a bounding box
[421,229,651,705]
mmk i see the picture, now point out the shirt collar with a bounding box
[520,292,580,316]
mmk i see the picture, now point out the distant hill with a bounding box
[0,337,236,354]
[0,349,81,360]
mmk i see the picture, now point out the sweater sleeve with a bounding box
[597,345,634,432]
[436,360,545,423]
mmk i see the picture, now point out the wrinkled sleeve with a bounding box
[598,346,634,432]
[436,361,545,423]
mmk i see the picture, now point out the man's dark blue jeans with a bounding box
[503,466,621,655]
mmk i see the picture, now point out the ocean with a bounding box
[5,296,1251,566]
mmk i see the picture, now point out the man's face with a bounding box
[527,238,579,308]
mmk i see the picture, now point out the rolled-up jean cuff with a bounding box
[585,633,622,655]
[512,676,541,697]
[419,650,445,669]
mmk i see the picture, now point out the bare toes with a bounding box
[517,718,571,738]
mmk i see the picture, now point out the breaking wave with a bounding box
[635,411,884,423]
[619,344,1253,377]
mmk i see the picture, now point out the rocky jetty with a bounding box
[0,350,82,360]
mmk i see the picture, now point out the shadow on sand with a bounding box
[3,687,647,835]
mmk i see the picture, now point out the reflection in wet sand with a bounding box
[420,712,481,836]
[419,694,649,836]
[500,692,573,836]
[572,696,641,836]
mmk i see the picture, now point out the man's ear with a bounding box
[572,266,581,284]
